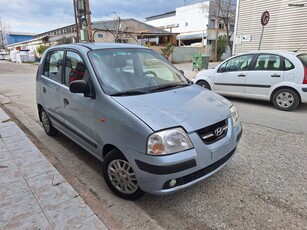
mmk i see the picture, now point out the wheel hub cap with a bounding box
[276,92,293,108]
[108,159,138,194]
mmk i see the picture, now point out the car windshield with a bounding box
[88,48,189,95]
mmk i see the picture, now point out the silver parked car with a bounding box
[36,43,242,200]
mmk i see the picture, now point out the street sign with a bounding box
[261,11,270,26]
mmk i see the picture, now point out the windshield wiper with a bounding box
[149,83,189,92]
[110,90,147,96]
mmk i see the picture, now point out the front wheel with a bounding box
[196,80,211,90]
[102,149,144,200]
[272,88,300,111]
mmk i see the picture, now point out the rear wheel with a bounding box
[102,149,144,200]
[40,108,58,136]
[196,80,211,90]
[272,88,300,111]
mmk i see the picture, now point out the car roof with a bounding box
[52,42,147,51]
[233,50,306,56]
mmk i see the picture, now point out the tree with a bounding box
[161,43,175,60]
[0,18,10,48]
[202,0,236,58]
[212,35,228,61]
[36,45,49,57]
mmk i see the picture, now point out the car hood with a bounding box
[112,85,232,132]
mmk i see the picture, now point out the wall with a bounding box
[6,35,34,45]
[234,0,307,53]
[174,2,209,34]
[146,2,209,34]
[171,46,203,63]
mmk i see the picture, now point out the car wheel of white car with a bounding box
[102,149,145,200]
[272,88,300,111]
[196,80,211,90]
[40,108,58,136]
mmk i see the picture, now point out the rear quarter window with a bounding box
[284,58,295,71]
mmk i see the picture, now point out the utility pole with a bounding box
[73,0,93,42]
[85,0,93,41]
[73,0,80,43]
[215,0,221,62]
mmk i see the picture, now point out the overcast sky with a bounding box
[0,0,205,34]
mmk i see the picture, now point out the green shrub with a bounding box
[36,45,49,57]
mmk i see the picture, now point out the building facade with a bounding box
[146,1,235,59]
[233,0,307,54]
[5,32,37,45]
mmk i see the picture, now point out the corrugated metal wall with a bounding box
[234,0,307,54]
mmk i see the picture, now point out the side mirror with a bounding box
[70,80,91,96]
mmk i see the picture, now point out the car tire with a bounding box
[196,80,211,90]
[102,149,145,200]
[40,108,58,136]
[272,88,300,111]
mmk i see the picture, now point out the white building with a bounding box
[233,0,307,54]
[146,1,235,59]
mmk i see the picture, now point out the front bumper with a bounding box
[126,119,243,195]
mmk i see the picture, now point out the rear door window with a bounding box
[43,50,64,83]
[253,54,281,71]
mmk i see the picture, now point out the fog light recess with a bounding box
[169,179,177,188]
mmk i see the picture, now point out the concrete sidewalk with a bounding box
[0,107,109,229]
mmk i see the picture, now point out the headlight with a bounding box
[147,127,193,155]
[230,105,240,127]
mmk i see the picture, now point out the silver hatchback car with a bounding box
[36,43,242,200]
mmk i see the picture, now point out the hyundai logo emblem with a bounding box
[214,127,224,137]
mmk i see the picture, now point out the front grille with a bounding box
[162,148,235,189]
[197,119,228,144]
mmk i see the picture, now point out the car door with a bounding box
[60,50,98,154]
[40,50,65,126]
[245,54,284,96]
[213,54,254,95]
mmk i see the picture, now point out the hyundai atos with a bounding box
[36,43,242,200]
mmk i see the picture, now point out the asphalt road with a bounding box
[0,60,306,229]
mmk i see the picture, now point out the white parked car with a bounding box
[194,51,307,111]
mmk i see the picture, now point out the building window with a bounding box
[209,19,215,28]
[230,24,234,31]
[185,22,188,27]
[219,23,225,30]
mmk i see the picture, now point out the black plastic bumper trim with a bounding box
[135,158,197,175]
[237,127,243,142]
[302,88,307,92]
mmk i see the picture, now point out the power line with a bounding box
[57,0,71,29]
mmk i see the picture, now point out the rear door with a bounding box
[213,54,254,94]
[40,50,65,126]
[59,50,98,154]
[245,54,284,96]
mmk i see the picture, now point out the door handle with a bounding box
[63,98,69,106]
[42,87,46,93]
[271,74,280,78]
[238,74,246,77]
